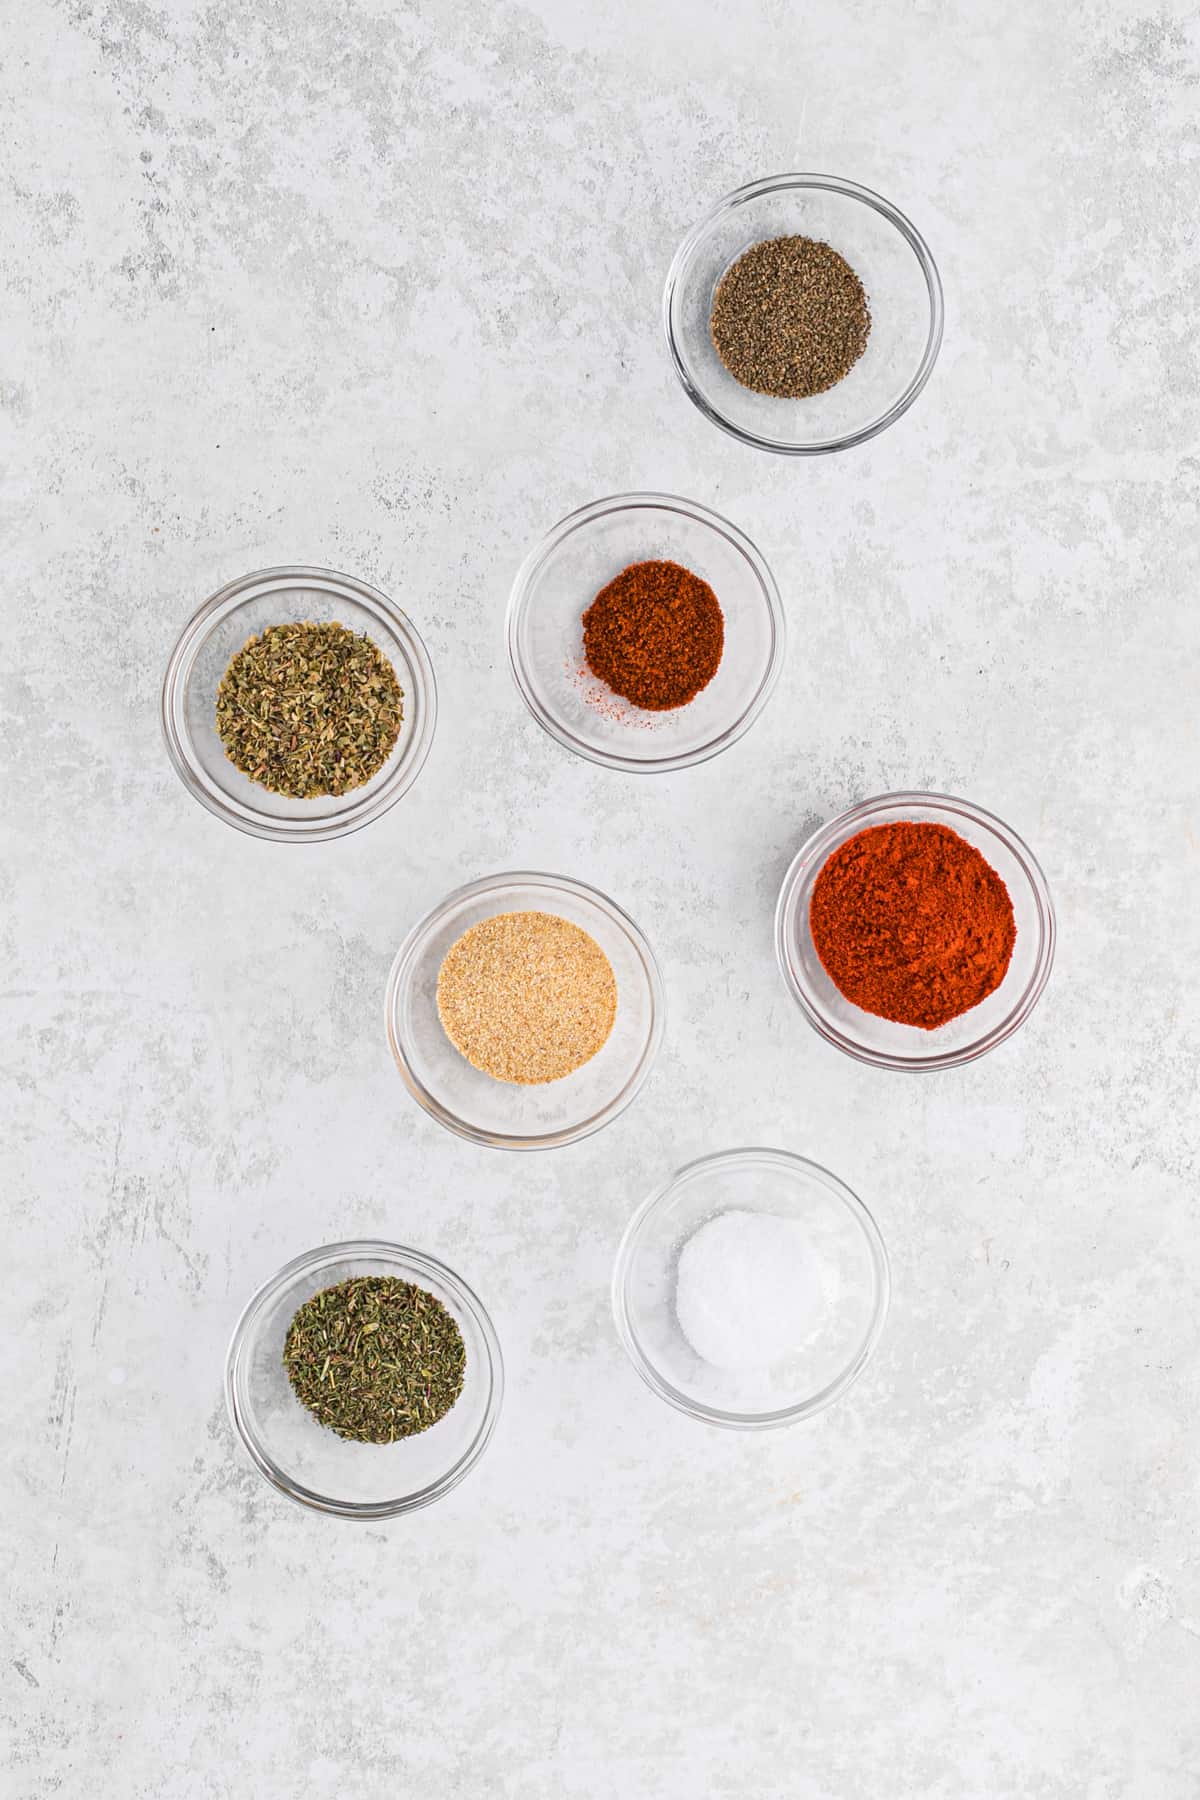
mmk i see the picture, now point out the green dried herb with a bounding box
[710,234,871,399]
[283,1276,466,1444]
[215,620,404,798]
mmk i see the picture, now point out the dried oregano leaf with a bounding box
[215,620,404,798]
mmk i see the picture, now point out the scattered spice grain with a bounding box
[216,620,404,798]
[582,559,723,711]
[710,235,871,399]
[436,911,617,1084]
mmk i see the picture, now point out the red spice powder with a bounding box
[568,658,662,728]
[582,559,724,712]
[809,820,1016,1029]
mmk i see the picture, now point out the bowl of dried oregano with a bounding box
[162,564,437,842]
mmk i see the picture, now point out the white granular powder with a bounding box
[675,1209,831,1372]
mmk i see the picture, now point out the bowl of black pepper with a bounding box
[162,565,437,842]
[225,1240,504,1518]
[664,173,943,455]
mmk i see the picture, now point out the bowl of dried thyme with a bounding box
[225,1240,503,1518]
[386,870,665,1149]
[162,565,437,842]
[664,173,943,455]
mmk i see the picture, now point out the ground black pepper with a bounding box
[710,234,871,398]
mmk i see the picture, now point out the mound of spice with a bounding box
[810,821,1016,1029]
[582,559,723,712]
[676,1209,834,1372]
[216,620,404,798]
[437,910,616,1084]
[711,235,871,399]
[283,1275,465,1444]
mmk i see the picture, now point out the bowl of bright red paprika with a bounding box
[506,491,785,773]
[775,791,1055,1070]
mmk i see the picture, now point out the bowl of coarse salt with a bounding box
[611,1147,889,1428]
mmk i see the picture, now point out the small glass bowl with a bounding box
[386,871,665,1149]
[775,791,1056,1071]
[224,1240,503,1519]
[162,565,437,842]
[664,173,943,455]
[506,493,785,773]
[612,1148,889,1429]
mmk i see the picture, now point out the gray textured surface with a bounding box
[4,2,1199,1794]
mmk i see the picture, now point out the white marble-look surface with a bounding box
[5,2,1199,1794]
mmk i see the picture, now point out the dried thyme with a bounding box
[710,234,871,398]
[215,621,404,798]
[283,1276,465,1443]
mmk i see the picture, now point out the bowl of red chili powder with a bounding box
[507,492,784,772]
[775,792,1055,1070]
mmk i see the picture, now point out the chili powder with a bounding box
[809,821,1016,1029]
[582,559,723,712]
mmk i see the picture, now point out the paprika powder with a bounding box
[582,559,723,711]
[810,821,1016,1029]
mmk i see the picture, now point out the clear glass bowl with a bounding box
[612,1148,889,1429]
[224,1240,503,1519]
[775,791,1056,1070]
[162,565,437,842]
[664,173,943,455]
[386,871,665,1149]
[506,493,785,772]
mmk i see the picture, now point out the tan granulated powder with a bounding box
[436,910,617,1085]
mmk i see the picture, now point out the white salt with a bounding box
[675,1209,831,1372]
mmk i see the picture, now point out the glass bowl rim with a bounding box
[161,562,438,843]
[611,1145,891,1430]
[224,1237,504,1519]
[384,868,667,1150]
[505,490,786,773]
[774,788,1057,1071]
[662,170,945,457]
